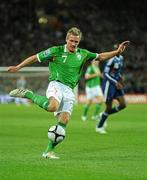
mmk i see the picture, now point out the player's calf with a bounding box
[118,104,126,110]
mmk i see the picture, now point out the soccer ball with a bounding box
[48,125,65,143]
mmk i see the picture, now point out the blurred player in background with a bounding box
[8,27,129,159]
[96,44,127,134]
[82,61,104,121]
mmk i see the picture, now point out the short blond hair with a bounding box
[66,27,82,40]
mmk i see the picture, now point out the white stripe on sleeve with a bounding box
[36,54,41,62]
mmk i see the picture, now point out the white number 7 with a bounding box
[62,55,67,63]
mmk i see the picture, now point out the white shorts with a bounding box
[86,85,103,100]
[46,81,75,116]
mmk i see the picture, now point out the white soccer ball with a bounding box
[48,125,65,143]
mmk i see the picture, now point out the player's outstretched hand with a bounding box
[118,41,130,54]
[7,66,20,73]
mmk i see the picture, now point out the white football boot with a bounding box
[96,127,107,134]
[42,152,60,159]
[9,89,32,98]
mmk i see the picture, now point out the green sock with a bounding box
[83,104,89,117]
[93,103,101,116]
[58,122,67,129]
[44,139,56,153]
[25,91,49,111]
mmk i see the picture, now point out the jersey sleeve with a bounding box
[85,50,99,61]
[36,46,58,62]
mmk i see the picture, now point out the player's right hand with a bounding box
[7,66,20,72]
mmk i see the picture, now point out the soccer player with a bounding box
[8,27,129,159]
[81,61,104,121]
[96,44,127,134]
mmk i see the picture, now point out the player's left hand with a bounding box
[7,66,20,72]
[118,41,130,54]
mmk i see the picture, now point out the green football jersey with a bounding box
[85,64,101,88]
[37,45,98,89]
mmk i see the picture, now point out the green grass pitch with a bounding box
[0,104,147,180]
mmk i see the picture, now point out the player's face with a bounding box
[66,34,80,53]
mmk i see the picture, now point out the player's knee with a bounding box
[47,99,59,112]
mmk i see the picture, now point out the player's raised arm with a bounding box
[97,41,130,62]
[7,55,38,72]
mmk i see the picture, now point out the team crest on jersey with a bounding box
[76,53,81,60]
[43,49,50,57]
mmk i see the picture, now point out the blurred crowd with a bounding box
[0,0,147,93]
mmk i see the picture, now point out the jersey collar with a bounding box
[64,44,78,53]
